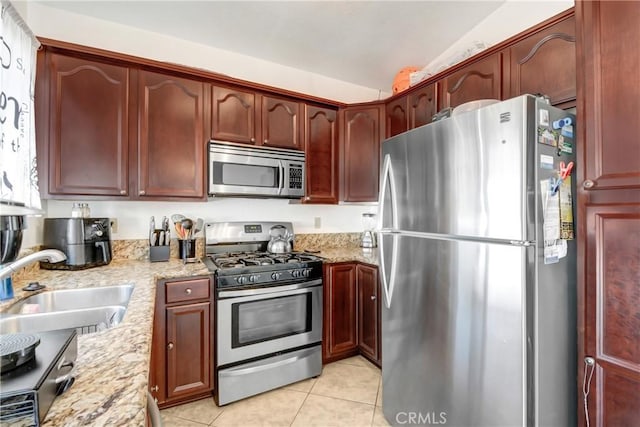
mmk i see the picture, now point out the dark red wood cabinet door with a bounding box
[509,15,576,107]
[137,71,207,199]
[166,302,211,398]
[304,105,339,204]
[212,85,259,144]
[323,263,358,362]
[44,53,129,196]
[261,95,302,150]
[385,96,408,138]
[581,205,640,427]
[439,53,503,109]
[341,105,383,202]
[578,2,640,191]
[409,83,437,129]
[357,264,380,365]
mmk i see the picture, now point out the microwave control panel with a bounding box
[289,164,303,189]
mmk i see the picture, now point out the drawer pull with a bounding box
[185,288,192,295]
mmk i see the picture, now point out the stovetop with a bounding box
[206,251,324,289]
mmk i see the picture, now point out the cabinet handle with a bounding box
[371,295,376,300]
[139,190,146,195]
[151,385,158,392]
[119,190,126,195]
[185,288,192,295]
[250,137,256,143]
[167,342,174,350]
[583,180,595,189]
[264,139,268,144]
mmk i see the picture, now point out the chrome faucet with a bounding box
[0,249,67,280]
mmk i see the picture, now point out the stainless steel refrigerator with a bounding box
[377,95,576,426]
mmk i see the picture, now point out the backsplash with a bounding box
[294,233,361,251]
[113,238,205,261]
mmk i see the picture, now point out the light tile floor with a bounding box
[160,356,390,427]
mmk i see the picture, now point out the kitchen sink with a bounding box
[0,305,127,335]
[6,284,134,314]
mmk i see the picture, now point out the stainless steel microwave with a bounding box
[208,141,305,198]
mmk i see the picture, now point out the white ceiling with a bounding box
[34,0,509,91]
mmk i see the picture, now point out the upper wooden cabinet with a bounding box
[340,104,384,202]
[211,86,259,144]
[507,15,576,107]
[136,70,208,199]
[39,52,130,197]
[409,83,437,129]
[438,53,503,110]
[261,95,302,150]
[385,96,409,138]
[211,87,302,150]
[37,51,209,200]
[304,105,339,204]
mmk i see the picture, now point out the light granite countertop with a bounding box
[0,242,376,426]
[0,259,209,427]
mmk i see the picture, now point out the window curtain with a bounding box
[0,0,41,214]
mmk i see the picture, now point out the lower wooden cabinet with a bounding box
[149,276,214,408]
[323,262,381,367]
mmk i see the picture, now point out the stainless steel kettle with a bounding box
[267,225,293,253]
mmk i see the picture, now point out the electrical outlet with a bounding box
[110,219,118,233]
[314,217,321,229]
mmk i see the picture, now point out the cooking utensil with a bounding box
[149,216,155,246]
[175,222,185,239]
[181,219,194,240]
[194,218,204,236]
[267,225,292,253]
[171,214,185,224]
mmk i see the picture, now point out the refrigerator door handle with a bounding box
[377,154,398,231]
[378,231,398,309]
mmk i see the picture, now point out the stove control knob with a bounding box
[236,276,248,285]
[271,272,281,280]
[249,275,259,283]
[292,270,301,278]
[303,269,311,277]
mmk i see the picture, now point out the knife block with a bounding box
[149,245,170,262]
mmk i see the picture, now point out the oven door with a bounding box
[217,280,322,366]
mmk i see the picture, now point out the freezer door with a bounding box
[381,233,529,426]
[379,95,534,241]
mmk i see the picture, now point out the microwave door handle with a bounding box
[278,160,285,195]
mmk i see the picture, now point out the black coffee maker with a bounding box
[41,218,112,270]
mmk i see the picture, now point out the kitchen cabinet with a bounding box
[261,95,303,150]
[150,276,213,407]
[37,52,130,197]
[136,70,208,199]
[36,51,209,200]
[356,264,380,365]
[408,83,437,129]
[323,263,358,362]
[438,52,503,110]
[576,2,640,426]
[340,104,384,202]
[323,262,381,367]
[211,85,259,144]
[507,14,576,107]
[385,96,409,138]
[303,105,339,204]
[211,86,302,150]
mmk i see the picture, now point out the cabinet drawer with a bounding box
[165,278,210,304]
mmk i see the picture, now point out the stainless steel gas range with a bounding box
[203,222,323,406]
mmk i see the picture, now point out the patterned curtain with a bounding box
[0,0,41,214]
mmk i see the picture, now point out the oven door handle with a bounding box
[218,278,322,298]
[219,346,319,377]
